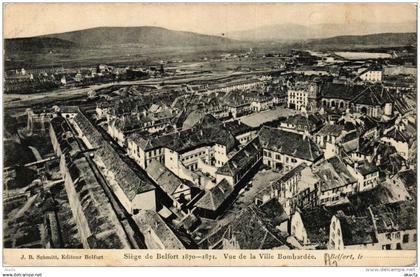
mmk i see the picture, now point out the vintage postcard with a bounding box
[2,3,417,267]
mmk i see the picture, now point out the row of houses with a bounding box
[291,199,416,250]
[69,110,157,214]
[49,116,131,248]
[53,109,193,249]
[198,165,415,250]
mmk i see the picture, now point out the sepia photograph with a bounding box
[2,2,417,268]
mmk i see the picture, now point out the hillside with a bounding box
[306,32,417,48]
[5,37,76,52]
[6,26,234,50]
[4,26,238,69]
[227,21,416,42]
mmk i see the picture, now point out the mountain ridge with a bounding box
[227,21,416,41]
[305,32,417,48]
[5,26,236,51]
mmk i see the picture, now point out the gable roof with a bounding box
[258,126,323,162]
[321,83,366,101]
[134,210,186,249]
[223,200,289,249]
[195,179,233,211]
[316,156,357,191]
[316,124,345,137]
[74,112,155,200]
[336,211,377,246]
[352,85,394,106]
[370,201,416,234]
[146,160,191,196]
[384,126,412,144]
[299,207,333,247]
[129,123,236,153]
[282,113,324,132]
[216,137,261,177]
[222,120,254,137]
[356,161,379,176]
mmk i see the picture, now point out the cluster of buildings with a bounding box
[4,64,158,94]
[60,58,416,248]
[10,45,415,251]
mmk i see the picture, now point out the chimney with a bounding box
[376,154,382,166]
[303,130,309,140]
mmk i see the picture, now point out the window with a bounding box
[414,234,417,242]
[403,234,409,243]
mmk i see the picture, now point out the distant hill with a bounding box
[5,37,76,52]
[306,32,417,48]
[227,21,416,41]
[5,26,234,51]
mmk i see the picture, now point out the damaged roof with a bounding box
[259,126,323,162]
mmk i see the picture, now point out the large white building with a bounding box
[359,69,383,83]
[287,82,319,111]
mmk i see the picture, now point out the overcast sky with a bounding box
[4,3,417,38]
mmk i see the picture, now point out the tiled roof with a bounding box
[74,113,155,200]
[111,114,152,132]
[282,113,324,132]
[347,185,395,209]
[130,123,236,154]
[146,160,192,196]
[316,124,345,137]
[356,162,379,176]
[222,200,288,249]
[316,156,357,192]
[258,126,323,162]
[182,111,219,130]
[134,210,186,249]
[194,179,233,211]
[374,143,406,176]
[396,169,416,188]
[336,212,377,246]
[370,201,417,233]
[384,127,411,143]
[352,85,394,106]
[222,120,253,137]
[67,156,130,248]
[52,116,130,249]
[299,207,333,247]
[321,83,366,100]
[216,137,261,177]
